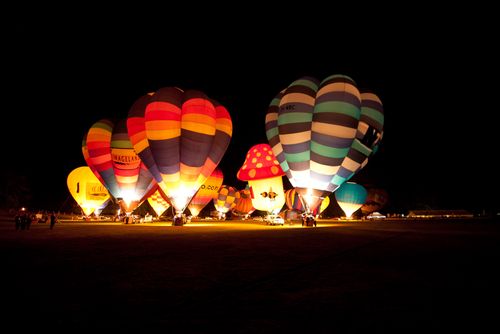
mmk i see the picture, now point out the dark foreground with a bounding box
[1,219,499,333]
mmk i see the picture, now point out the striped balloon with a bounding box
[213,185,240,214]
[86,119,156,213]
[266,74,381,214]
[188,167,224,217]
[127,87,232,215]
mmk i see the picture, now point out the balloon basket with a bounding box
[301,215,316,227]
[172,215,185,226]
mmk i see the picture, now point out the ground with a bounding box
[1,218,499,332]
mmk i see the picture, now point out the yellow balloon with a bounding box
[319,195,330,214]
[67,166,111,216]
[147,190,171,217]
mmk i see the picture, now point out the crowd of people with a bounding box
[14,210,58,230]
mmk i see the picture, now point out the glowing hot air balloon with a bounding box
[213,185,240,220]
[334,182,368,218]
[67,166,111,217]
[232,188,255,219]
[85,119,156,214]
[147,189,171,217]
[266,74,382,214]
[285,188,330,216]
[188,168,224,218]
[127,87,232,219]
[237,144,285,215]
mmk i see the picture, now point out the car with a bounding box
[366,212,386,220]
[265,214,285,225]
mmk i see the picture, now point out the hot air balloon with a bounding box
[188,168,224,218]
[147,189,171,217]
[127,87,232,222]
[237,144,285,215]
[67,166,111,217]
[334,182,368,218]
[85,119,156,215]
[266,74,382,215]
[213,185,240,220]
[232,187,255,219]
[285,188,330,216]
[361,187,389,215]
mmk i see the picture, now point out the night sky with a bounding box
[3,8,498,214]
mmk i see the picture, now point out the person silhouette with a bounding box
[50,212,57,229]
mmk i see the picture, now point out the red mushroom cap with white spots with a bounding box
[237,144,285,181]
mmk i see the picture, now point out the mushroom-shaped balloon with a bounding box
[67,166,111,217]
[334,182,367,218]
[237,144,285,215]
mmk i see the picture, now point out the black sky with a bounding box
[3,7,498,213]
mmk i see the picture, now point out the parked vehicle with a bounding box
[366,212,386,219]
[265,214,285,225]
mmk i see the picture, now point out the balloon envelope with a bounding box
[334,182,368,218]
[237,144,285,214]
[188,168,224,217]
[147,189,171,217]
[285,188,330,215]
[266,74,365,213]
[85,119,156,213]
[232,188,255,216]
[67,166,111,216]
[128,87,232,215]
[213,185,240,214]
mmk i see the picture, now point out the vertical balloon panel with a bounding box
[86,119,120,197]
[311,75,361,192]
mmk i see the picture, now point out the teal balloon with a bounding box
[334,182,368,218]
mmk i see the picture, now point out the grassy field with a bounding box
[1,218,499,332]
